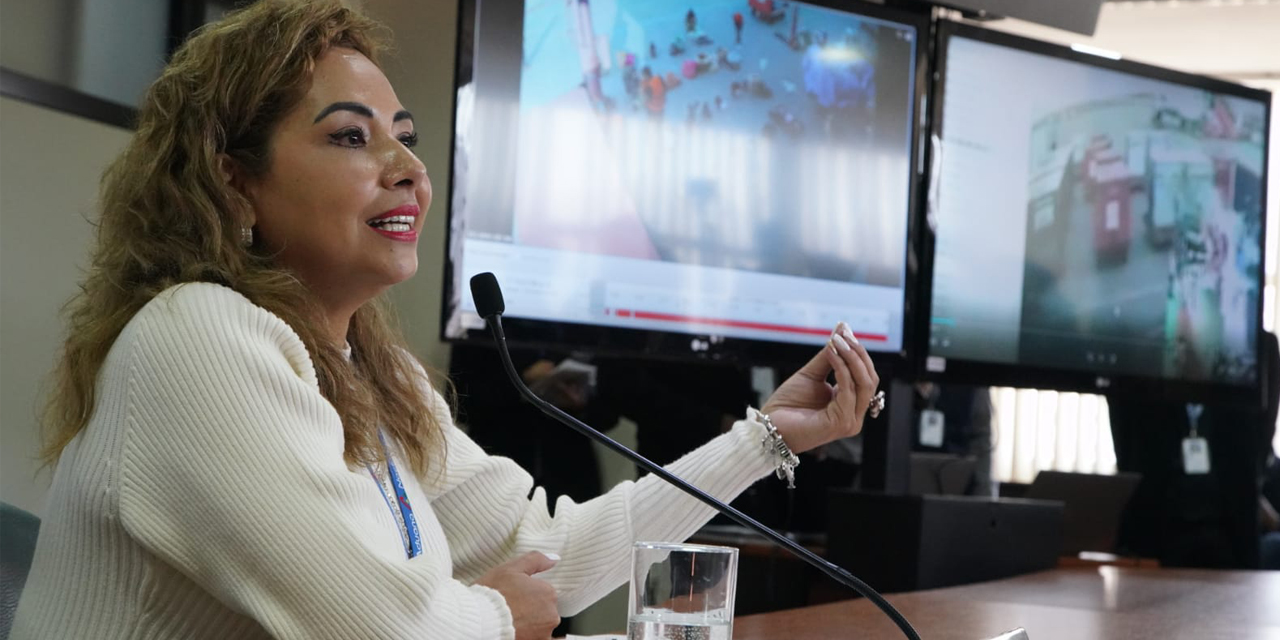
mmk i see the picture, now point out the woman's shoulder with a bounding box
[133,282,287,338]
[125,282,315,383]
[143,280,262,315]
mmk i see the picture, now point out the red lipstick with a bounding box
[366,204,420,242]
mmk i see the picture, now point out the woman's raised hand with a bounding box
[761,322,881,455]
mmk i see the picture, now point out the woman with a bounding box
[12,2,880,639]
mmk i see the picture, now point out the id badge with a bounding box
[919,409,945,447]
[1182,437,1210,475]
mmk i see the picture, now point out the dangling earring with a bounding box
[240,226,254,247]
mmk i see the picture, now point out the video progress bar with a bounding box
[609,308,888,342]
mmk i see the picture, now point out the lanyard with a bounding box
[1186,403,1204,438]
[367,433,422,559]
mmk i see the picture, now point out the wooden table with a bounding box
[734,567,1280,640]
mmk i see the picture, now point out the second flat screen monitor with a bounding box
[446,0,924,357]
[928,25,1270,394]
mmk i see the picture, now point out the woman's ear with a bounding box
[217,153,254,196]
[218,153,256,224]
[217,153,238,187]
[217,152,257,230]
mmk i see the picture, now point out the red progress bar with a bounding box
[614,309,888,342]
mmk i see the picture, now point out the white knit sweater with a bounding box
[12,283,775,639]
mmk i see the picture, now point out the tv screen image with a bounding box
[927,27,1269,392]
[446,0,922,357]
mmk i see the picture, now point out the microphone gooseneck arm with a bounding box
[478,310,921,640]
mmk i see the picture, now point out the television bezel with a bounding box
[916,20,1273,406]
[440,0,934,369]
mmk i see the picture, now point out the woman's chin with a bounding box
[386,260,419,286]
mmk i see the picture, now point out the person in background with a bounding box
[1255,331,1279,568]
[12,2,883,639]
[1108,330,1278,569]
[912,383,994,497]
[450,344,605,506]
[622,55,641,111]
[642,66,666,119]
[1261,481,1280,568]
[452,346,752,501]
[471,351,861,536]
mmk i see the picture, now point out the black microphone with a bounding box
[469,272,921,640]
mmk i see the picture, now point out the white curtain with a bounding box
[990,388,1118,484]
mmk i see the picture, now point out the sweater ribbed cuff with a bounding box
[467,583,515,640]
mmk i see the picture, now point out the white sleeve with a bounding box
[427,386,775,616]
[116,285,512,640]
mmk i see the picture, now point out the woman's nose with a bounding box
[382,139,427,189]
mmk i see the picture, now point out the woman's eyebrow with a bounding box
[313,103,413,125]
[313,101,373,123]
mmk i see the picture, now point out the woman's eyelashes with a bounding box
[328,127,418,149]
[329,127,367,148]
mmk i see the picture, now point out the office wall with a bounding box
[0,96,132,516]
[0,0,78,85]
[1,0,168,108]
[72,0,169,107]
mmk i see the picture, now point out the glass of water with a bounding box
[627,542,738,640]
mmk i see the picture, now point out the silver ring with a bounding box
[868,390,886,419]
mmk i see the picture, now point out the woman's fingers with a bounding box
[837,325,879,413]
[833,326,872,412]
[829,328,866,435]
[827,333,856,407]
[854,332,880,390]
[797,335,838,383]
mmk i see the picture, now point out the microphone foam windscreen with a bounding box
[469,272,505,318]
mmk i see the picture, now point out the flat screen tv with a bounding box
[923,21,1271,403]
[443,0,929,365]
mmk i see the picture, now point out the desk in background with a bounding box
[734,566,1280,640]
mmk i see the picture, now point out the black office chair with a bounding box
[1,502,41,638]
